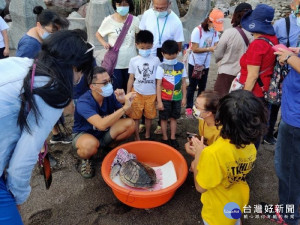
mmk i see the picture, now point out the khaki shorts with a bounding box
[72,130,113,150]
[127,90,156,120]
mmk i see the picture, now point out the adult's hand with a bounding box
[3,47,9,56]
[185,141,196,157]
[115,89,125,103]
[275,48,296,66]
[123,92,136,111]
[289,47,300,54]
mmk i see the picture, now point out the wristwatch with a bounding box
[284,54,293,63]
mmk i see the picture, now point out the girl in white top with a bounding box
[186,9,223,112]
[96,0,139,91]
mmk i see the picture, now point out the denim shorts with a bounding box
[72,130,113,150]
[159,100,181,120]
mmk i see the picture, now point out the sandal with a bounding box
[154,125,162,134]
[139,124,145,133]
[80,159,95,179]
[185,108,193,119]
[170,139,179,148]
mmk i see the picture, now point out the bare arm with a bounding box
[156,79,164,110]
[191,42,215,54]
[191,136,207,193]
[181,77,187,107]
[244,65,260,91]
[1,29,9,56]
[87,92,136,130]
[275,48,300,73]
[95,32,110,50]
[127,74,135,94]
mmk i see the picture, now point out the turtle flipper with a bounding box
[110,164,121,179]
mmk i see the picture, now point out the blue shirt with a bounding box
[273,14,300,47]
[281,55,300,128]
[0,57,63,204]
[16,34,41,59]
[73,90,122,137]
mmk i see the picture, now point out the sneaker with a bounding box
[185,108,193,119]
[263,136,276,145]
[50,133,72,144]
[139,124,145,133]
[161,139,170,145]
[154,125,162,134]
[80,159,95,179]
[170,139,179,148]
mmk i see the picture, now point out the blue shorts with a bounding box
[0,176,23,225]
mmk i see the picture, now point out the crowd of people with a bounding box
[0,0,300,224]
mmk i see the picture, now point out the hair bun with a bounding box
[33,6,44,15]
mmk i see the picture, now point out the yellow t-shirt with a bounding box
[196,137,256,225]
[198,119,220,146]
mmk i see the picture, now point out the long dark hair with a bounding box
[215,90,268,149]
[201,18,211,32]
[17,30,94,132]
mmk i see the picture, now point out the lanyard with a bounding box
[157,15,169,45]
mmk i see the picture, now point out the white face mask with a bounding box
[193,105,207,120]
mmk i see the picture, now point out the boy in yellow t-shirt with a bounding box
[190,90,268,225]
[185,91,220,157]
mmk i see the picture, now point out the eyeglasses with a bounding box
[92,80,111,86]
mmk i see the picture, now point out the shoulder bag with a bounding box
[101,14,133,76]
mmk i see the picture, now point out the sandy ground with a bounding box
[17,54,279,225]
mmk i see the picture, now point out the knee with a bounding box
[77,138,99,158]
[125,118,135,132]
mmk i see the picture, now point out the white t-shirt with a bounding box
[0,17,9,48]
[98,15,139,69]
[128,55,160,95]
[188,26,219,68]
[139,9,184,56]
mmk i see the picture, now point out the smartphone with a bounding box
[272,44,292,52]
[186,132,200,140]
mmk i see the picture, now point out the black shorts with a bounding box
[159,100,181,120]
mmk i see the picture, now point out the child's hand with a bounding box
[185,141,195,157]
[181,98,186,107]
[157,101,164,110]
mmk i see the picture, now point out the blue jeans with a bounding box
[186,64,209,109]
[0,177,23,225]
[275,120,300,225]
[112,68,129,91]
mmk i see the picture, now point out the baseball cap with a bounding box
[209,9,224,32]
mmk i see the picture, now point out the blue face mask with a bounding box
[100,83,114,97]
[154,10,168,18]
[41,31,50,39]
[139,49,151,58]
[116,6,129,16]
[163,58,177,65]
[209,27,215,32]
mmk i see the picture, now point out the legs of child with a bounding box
[145,118,152,139]
[134,119,140,141]
[160,119,168,142]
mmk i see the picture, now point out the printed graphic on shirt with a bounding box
[160,63,184,101]
[203,37,213,48]
[224,155,255,188]
[137,63,155,84]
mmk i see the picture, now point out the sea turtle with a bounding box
[110,149,157,189]
[119,159,157,188]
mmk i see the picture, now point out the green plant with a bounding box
[133,0,151,15]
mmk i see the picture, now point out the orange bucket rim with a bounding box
[101,141,188,197]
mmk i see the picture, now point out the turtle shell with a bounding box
[119,159,157,188]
